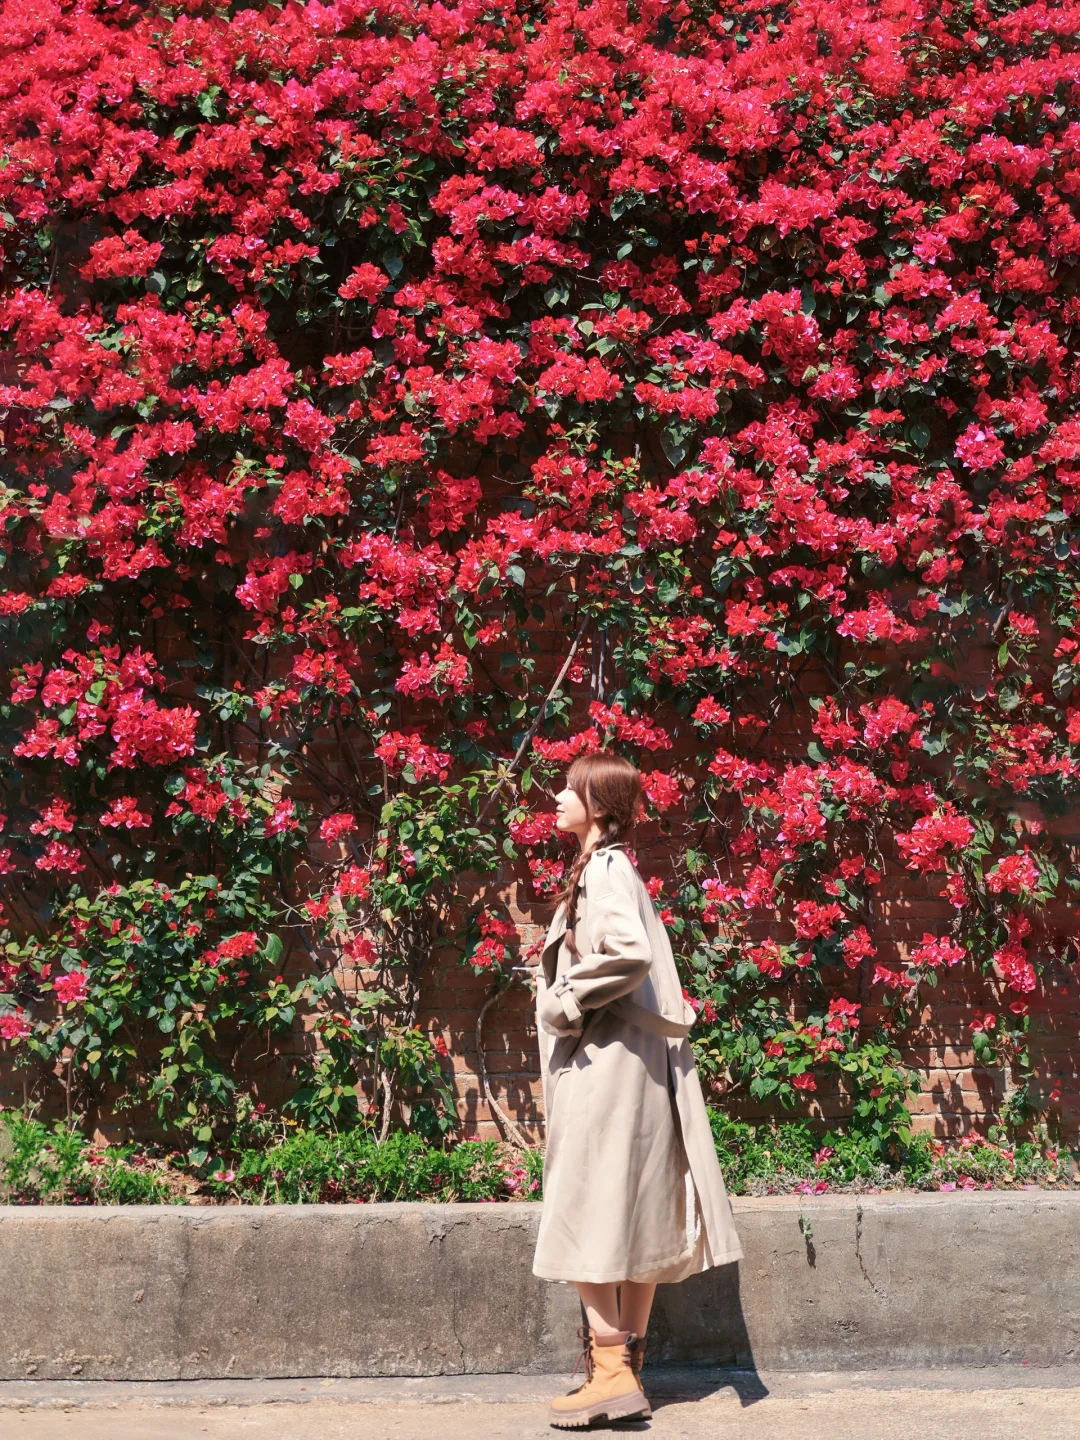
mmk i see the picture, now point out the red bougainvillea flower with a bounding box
[319,813,358,843]
[52,969,88,1006]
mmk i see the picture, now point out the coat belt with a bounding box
[608,995,695,1040]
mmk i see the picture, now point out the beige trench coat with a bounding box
[532,842,743,1284]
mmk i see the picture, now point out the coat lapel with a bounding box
[541,899,568,982]
[539,844,625,979]
[539,865,585,980]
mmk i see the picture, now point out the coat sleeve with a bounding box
[547,858,653,1027]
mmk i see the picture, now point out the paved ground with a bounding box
[2,1369,1079,1440]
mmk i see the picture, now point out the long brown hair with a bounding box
[553,751,644,960]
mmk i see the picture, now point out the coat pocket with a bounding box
[548,1025,589,1073]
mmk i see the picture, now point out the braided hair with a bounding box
[553,751,645,961]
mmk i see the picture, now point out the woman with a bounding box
[531,751,743,1428]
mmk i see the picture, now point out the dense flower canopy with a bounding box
[2,0,1080,1150]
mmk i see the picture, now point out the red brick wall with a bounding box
[6,588,1079,1148]
[414,630,1080,1147]
[376,610,1080,1146]
[423,862,1080,1147]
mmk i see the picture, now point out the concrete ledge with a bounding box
[1,1193,1078,1379]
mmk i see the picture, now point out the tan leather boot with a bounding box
[548,1327,651,1428]
[627,1333,647,1384]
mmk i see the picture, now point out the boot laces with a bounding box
[568,1325,595,1386]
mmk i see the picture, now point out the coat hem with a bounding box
[532,1243,744,1285]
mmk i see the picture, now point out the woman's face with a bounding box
[554,778,591,837]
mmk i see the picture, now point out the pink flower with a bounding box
[35,841,85,874]
[994,914,1037,994]
[100,796,153,829]
[692,698,730,725]
[0,592,34,615]
[749,939,785,979]
[986,851,1040,896]
[283,399,335,451]
[825,998,860,1034]
[265,800,299,836]
[794,901,844,940]
[110,696,198,768]
[80,230,163,280]
[53,969,88,1006]
[0,1009,31,1041]
[841,926,876,968]
[642,769,682,812]
[338,264,389,303]
[30,799,76,835]
[336,866,372,902]
[909,934,966,969]
[200,933,259,969]
[955,423,1005,471]
[319,812,357,843]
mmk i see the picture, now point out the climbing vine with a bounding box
[1,0,1080,1159]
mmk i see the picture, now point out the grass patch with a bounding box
[1,1110,1072,1205]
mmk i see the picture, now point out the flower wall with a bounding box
[2,0,1080,1158]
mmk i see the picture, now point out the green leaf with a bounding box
[660,421,694,468]
[711,556,735,595]
[1052,663,1074,699]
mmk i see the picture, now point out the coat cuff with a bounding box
[556,983,584,1025]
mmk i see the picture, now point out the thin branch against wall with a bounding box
[475,975,531,1151]
[476,610,591,827]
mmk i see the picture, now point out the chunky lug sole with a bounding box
[548,1387,652,1428]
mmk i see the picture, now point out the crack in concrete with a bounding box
[854,1203,888,1299]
